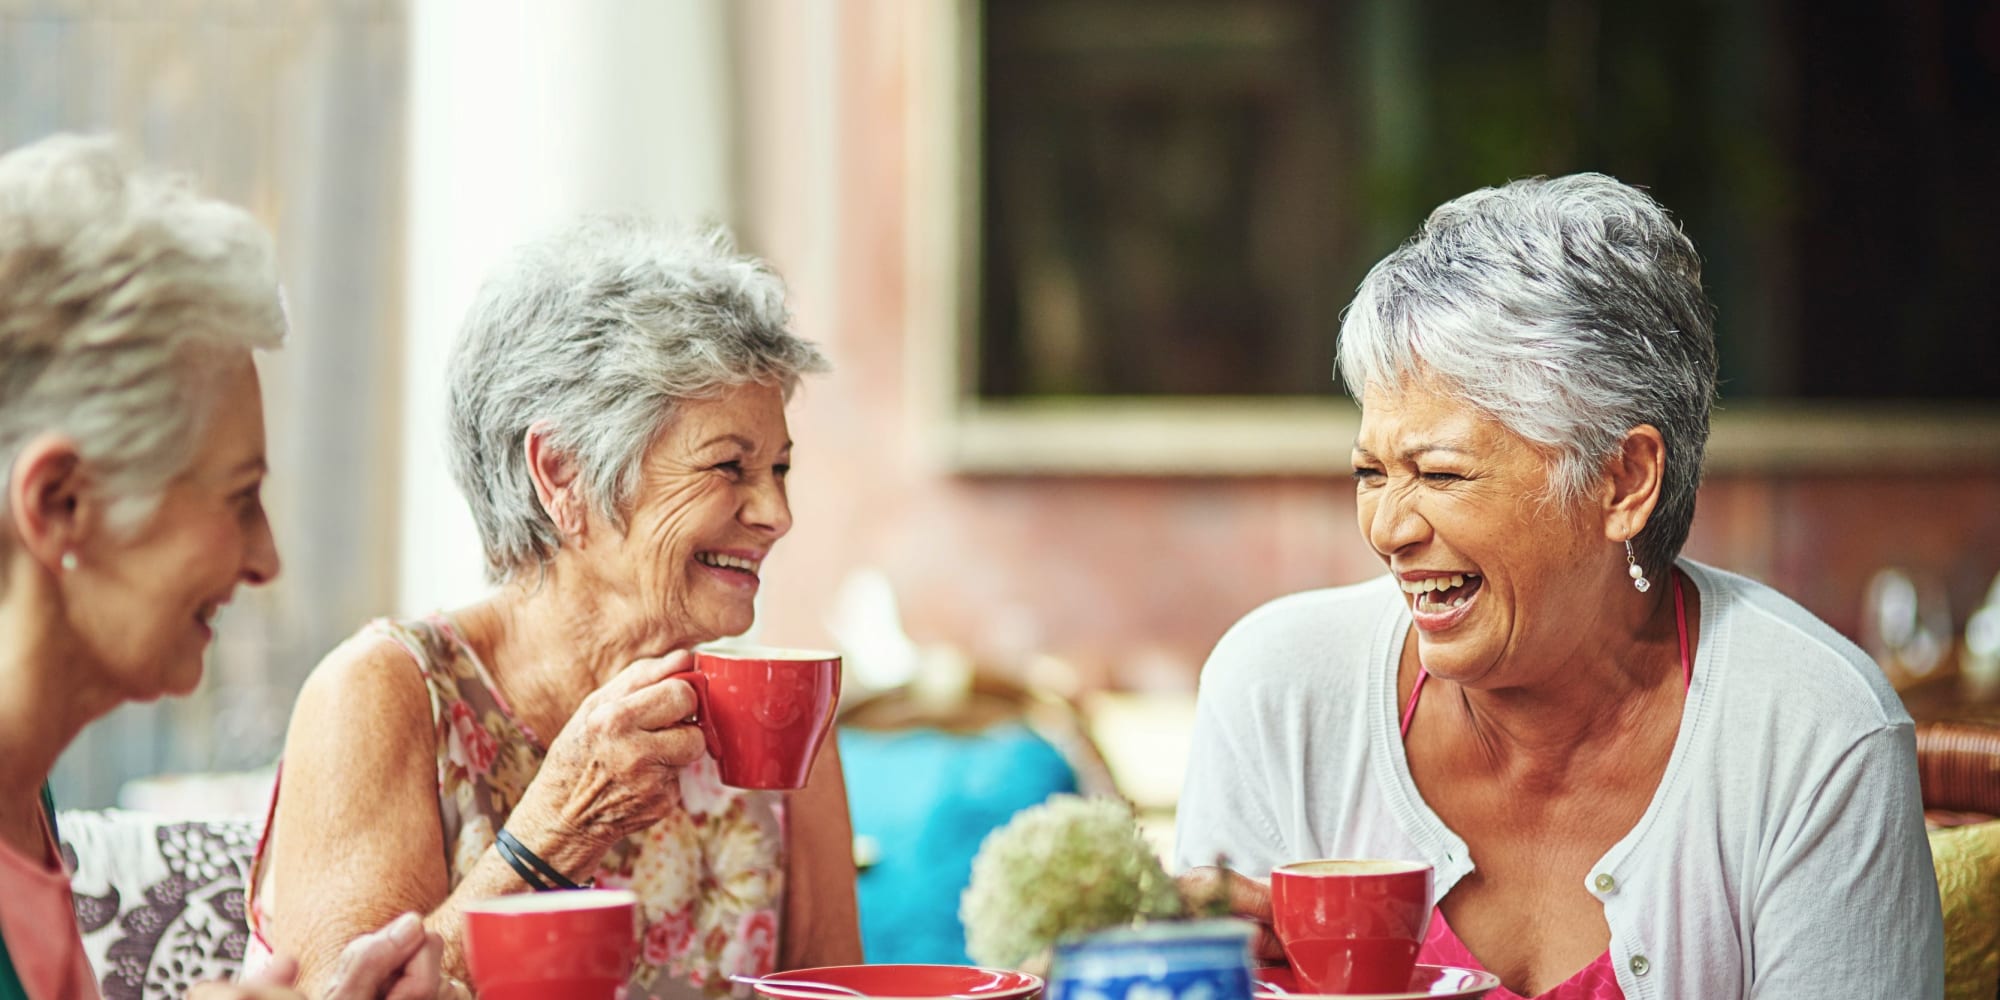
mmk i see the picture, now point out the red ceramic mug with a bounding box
[1270,859,1434,994]
[462,888,637,1000]
[686,646,842,790]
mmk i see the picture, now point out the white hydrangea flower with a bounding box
[960,795,1185,968]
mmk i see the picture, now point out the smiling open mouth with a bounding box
[1400,573,1483,612]
[696,552,762,578]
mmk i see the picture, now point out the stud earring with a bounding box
[1625,539,1649,593]
[59,551,77,572]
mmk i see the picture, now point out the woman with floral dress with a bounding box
[246,217,860,998]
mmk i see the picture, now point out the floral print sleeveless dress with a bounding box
[253,615,787,1000]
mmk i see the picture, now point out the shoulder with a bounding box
[1198,576,1400,703]
[1689,560,1909,736]
[286,621,439,762]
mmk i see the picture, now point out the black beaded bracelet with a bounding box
[495,828,582,891]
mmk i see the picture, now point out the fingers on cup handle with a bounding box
[677,672,721,759]
[1230,871,1274,923]
[618,651,697,692]
[1253,925,1287,963]
[1177,866,1270,921]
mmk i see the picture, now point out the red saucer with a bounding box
[749,964,1044,1000]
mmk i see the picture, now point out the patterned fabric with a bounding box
[59,809,258,1000]
[1419,910,1622,1000]
[1928,821,2000,1000]
[255,616,787,1000]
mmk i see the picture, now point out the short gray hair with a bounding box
[0,133,286,534]
[447,216,831,582]
[1336,173,1718,574]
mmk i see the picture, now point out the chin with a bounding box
[155,658,207,699]
[706,612,757,643]
[1414,639,1494,685]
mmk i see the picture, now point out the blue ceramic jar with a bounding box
[1047,919,1256,1000]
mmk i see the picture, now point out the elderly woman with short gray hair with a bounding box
[0,133,441,1000]
[1176,174,1942,998]
[247,217,860,998]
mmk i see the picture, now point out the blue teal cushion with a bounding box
[841,724,1079,964]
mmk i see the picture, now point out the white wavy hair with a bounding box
[0,133,286,538]
[446,216,831,583]
[1337,173,1718,573]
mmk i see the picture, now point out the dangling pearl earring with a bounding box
[1625,539,1650,593]
[59,551,77,572]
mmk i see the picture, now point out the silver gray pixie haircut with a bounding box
[447,216,831,583]
[0,133,286,535]
[1337,172,1718,574]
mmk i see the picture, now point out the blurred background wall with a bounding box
[2,0,1996,819]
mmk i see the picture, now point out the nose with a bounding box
[242,507,282,586]
[741,472,793,539]
[1362,481,1429,558]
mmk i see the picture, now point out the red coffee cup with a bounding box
[1270,859,1434,994]
[686,646,841,790]
[462,888,637,1000]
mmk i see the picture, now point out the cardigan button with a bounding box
[1593,873,1617,893]
[1629,954,1651,976]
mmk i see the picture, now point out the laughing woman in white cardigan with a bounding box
[1174,174,1942,1000]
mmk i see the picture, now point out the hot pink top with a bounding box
[1397,576,1690,1000]
[0,800,99,999]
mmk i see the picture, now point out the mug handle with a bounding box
[681,671,723,761]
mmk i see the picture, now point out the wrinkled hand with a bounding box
[1177,867,1283,963]
[516,651,709,849]
[185,956,303,1000]
[191,913,442,1000]
[319,912,444,1000]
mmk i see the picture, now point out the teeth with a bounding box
[698,553,760,574]
[1398,573,1476,595]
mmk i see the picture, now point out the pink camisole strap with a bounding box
[1397,575,1689,999]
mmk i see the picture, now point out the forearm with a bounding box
[293,815,615,992]
[779,741,861,969]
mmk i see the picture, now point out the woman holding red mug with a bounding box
[1175,175,1941,999]
[247,218,861,998]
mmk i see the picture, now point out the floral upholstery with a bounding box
[1931,820,2000,1000]
[58,809,257,1000]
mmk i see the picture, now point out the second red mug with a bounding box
[1270,858,1434,994]
[463,888,637,1000]
[686,647,841,790]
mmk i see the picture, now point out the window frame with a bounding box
[905,0,2000,476]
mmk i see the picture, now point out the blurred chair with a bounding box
[839,670,1119,965]
[1920,721,2000,826]
[1917,721,2000,1000]
[59,809,259,1000]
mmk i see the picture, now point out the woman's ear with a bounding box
[8,433,88,573]
[1602,425,1666,543]
[522,422,587,542]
